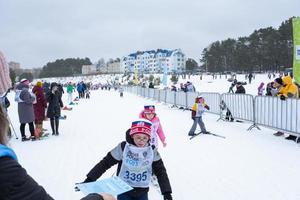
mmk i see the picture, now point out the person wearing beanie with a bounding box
[139,105,167,148]
[45,82,63,136]
[15,78,36,141]
[274,75,299,140]
[82,119,173,200]
[235,82,246,94]
[32,81,47,138]
[188,96,210,136]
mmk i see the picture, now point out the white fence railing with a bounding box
[124,86,299,136]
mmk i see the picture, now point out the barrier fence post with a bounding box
[247,96,261,131]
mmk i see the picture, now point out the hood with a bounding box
[282,76,293,86]
[16,82,29,90]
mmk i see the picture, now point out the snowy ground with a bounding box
[6,74,300,200]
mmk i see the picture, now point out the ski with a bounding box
[190,131,226,140]
[206,132,226,139]
[189,133,201,140]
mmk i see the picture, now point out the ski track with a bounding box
[6,84,300,200]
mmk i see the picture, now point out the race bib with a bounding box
[119,143,153,188]
[196,103,205,116]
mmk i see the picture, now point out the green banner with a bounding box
[293,17,300,84]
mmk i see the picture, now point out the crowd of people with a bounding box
[1,47,300,199]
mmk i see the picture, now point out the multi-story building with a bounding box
[8,61,21,70]
[121,49,186,74]
[82,65,97,75]
[97,59,122,74]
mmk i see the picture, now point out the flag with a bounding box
[293,17,300,84]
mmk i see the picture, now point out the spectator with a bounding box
[67,82,75,104]
[235,82,246,94]
[185,81,195,92]
[248,73,253,84]
[149,82,154,89]
[46,82,63,136]
[15,79,36,141]
[257,82,265,96]
[274,76,299,141]
[171,85,177,92]
[265,82,275,96]
[32,81,47,138]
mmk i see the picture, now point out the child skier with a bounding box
[82,119,173,200]
[139,105,167,148]
[188,96,210,136]
[257,82,265,96]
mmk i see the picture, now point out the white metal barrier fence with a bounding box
[199,92,222,115]
[221,93,257,130]
[124,86,299,135]
[255,96,300,135]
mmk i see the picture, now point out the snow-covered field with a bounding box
[6,74,300,200]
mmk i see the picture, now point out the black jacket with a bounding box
[46,91,63,118]
[235,85,246,94]
[84,130,172,198]
[0,157,53,200]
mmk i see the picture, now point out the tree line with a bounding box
[39,57,92,78]
[200,17,295,73]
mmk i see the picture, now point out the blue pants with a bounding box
[118,193,148,200]
[189,116,207,134]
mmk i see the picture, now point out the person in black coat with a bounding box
[0,100,116,200]
[148,82,154,89]
[235,82,246,94]
[46,82,64,135]
[82,119,173,200]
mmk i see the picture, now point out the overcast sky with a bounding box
[0,0,299,68]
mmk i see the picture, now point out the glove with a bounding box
[191,117,195,120]
[205,105,210,110]
[280,95,286,100]
[163,193,173,200]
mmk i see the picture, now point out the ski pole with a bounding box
[7,115,18,139]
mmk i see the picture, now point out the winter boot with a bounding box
[285,135,297,141]
[21,136,30,142]
[34,128,41,139]
[50,119,56,135]
[30,136,36,141]
[55,118,59,136]
[273,131,284,136]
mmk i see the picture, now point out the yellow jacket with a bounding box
[191,102,210,118]
[278,76,299,98]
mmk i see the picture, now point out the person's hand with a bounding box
[191,117,195,120]
[100,193,116,200]
[163,193,173,200]
[280,95,286,100]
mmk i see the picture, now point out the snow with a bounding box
[6,74,300,200]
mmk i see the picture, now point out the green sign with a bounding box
[293,17,300,84]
